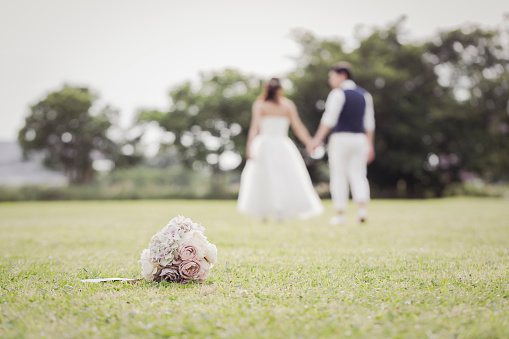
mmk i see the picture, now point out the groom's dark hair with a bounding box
[331,61,353,80]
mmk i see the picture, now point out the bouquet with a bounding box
[139,216,217,284]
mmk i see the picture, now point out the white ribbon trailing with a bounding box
[81,278,142,283]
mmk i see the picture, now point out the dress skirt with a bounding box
[237,134,323,220]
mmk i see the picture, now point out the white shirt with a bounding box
[320,79,375,132]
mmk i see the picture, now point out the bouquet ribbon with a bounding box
[81,216,216,285]
[81,278,142,283]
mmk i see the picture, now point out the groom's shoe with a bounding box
[329,214,346,226]
[358,208,367,223]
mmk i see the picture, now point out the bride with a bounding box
[237,78,323,220]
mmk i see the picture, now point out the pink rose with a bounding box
[179,259,211,283]
[179,231,208,260]
[179,244,198,261]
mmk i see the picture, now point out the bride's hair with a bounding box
[262,77,282,103]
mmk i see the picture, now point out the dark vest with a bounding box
[331,86,366,134]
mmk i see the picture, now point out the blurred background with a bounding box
[1,0,508,201]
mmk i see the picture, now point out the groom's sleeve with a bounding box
[363,92,375,132]
[320,89,345,128]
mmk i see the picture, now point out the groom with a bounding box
[307,62,375,225]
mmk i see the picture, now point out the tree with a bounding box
[286,17,509,197]
[135,18,508,198]
[424,22,509,184]
[137,69,262,191]
[18,85,140,184]
[287,22,445,196]
[286,29,352,184]
[352,20,453,197]
[289,18,509,197]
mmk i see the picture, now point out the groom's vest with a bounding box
[331,86,367,134]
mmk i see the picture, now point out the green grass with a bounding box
[1,198,508,338]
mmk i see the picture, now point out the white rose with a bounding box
[205,243,217,266]
[180,231,208,259]
[139,249,159,282]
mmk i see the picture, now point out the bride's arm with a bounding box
[287,100,312,146]
[246,100,263,159]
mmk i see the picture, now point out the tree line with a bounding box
[18,18,509,197]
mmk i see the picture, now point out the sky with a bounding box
[1,0,508,142]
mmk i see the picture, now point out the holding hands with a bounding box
[306,134,375,164]
[306,138,321,156]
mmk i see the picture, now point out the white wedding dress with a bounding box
[237,115,323,220]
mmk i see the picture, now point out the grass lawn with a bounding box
[1,198,508,338]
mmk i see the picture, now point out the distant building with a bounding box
[0,141,68,186]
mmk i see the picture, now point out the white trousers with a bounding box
[328,133,370,211]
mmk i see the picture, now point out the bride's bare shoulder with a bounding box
[253,99,264,108]
[280,97,296,109]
